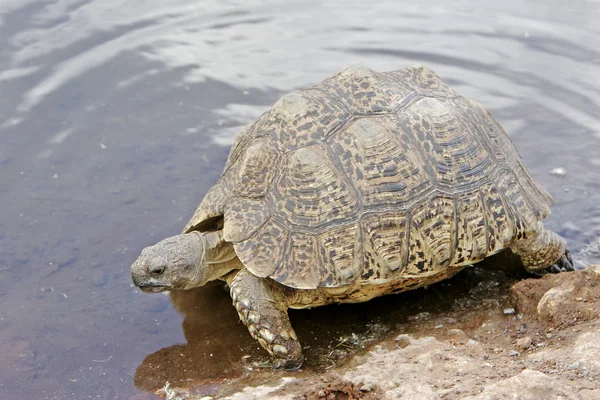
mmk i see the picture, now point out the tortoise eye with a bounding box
[150,266,165,276]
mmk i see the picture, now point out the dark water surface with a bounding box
[1,1,600,399]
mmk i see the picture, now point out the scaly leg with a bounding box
[511,222,574,275]
[229,268,304,369]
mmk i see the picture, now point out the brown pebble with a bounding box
[516,336,532,350]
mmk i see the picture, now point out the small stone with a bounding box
[435,325,444,329]
[516,337,532,350]
[447,329,471,345]
[508,350,520,356]
[546,333,553,339]
[409,312,431,321]
[359,383,373,392]
[569,362,581,370]
[503,308,516,315]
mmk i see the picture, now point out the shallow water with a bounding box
[1,0,599,399]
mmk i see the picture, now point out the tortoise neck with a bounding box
[194,231,241,280]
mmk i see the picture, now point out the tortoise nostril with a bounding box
[150,266,165,276]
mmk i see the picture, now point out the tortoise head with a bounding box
[131,231,238,293]
[131,233,205,292]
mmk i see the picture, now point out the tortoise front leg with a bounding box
[511,222,574,275]
[229,268,304,369]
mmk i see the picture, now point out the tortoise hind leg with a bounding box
[510,222,574,276]
[228,268,304,369]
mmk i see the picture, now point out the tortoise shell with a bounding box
[183,65,552,289]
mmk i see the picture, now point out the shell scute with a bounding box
[223,197,270,243]
[329,116,432,208]
[454,190,488,265]
[318,65,412,114]
[480,183,515,254]
[409,195,456,271]
[317,224,361,287]
[271,232,323,289]
[227,137,280,198]
[233,219,289,278]
[272,146,359,229]
[387,64,457,98]
[398,97,495,189]
[359,212,409,282]
[259,89,348,151]
[183,182,228,233]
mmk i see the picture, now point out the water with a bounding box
[1,0,599,398]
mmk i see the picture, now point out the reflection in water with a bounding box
[0,1,599,399]
[134,283,255,396]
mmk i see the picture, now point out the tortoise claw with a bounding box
[272,354,304,370]
[545,250,574,275]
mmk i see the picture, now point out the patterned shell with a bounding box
[183,65,552,289]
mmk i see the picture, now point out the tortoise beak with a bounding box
[131,270,171,293]
[136,282,170,293]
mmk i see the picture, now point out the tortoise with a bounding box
[131,64,573,369]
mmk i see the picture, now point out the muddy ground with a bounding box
[139,244,600,400]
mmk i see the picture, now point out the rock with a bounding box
[503,308,515,315]
[572,332,600,369]
[537,286,576,322]
[568,362,581,370]
[359,383,373,392]
[222,377,297,400]
[516,336,532,350]
[446,329,472,345]
[510,280,552,315]
[408,312,431,321]
[462,370,582,399]
[343,335,464,399]
[510,265,600,326]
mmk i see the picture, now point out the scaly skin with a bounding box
[511,222,574,275]
[227,268,304,369]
